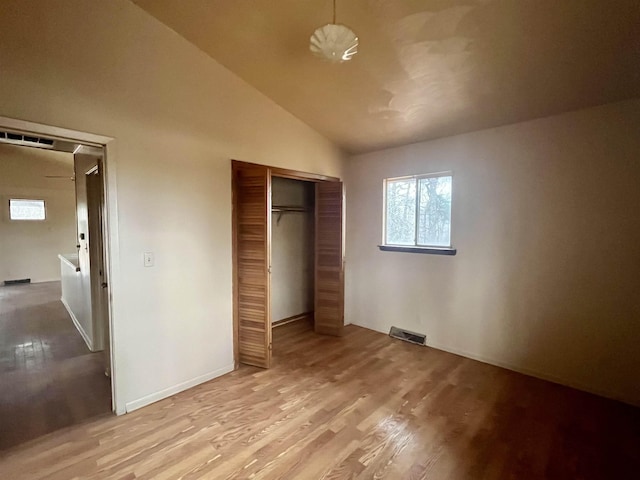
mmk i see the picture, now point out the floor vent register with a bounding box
[389,326,426,346]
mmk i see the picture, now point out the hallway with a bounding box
[0,281,111,450]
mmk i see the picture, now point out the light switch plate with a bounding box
[143,252,154,267]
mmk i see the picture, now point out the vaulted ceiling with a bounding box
[132,0,640,153]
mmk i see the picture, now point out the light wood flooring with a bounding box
[0,282,111,451]
[1,318,639,479]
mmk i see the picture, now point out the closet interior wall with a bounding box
[271,177,315,326]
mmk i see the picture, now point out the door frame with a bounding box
[231,160,340,368]
[0,115,123,414]
[85,162,110,372]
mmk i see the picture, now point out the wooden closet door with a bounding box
[314,181,345,336]
[233,163,272,368]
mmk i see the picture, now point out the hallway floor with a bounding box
[0,281,111,450]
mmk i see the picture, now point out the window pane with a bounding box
[417,176,451,246]
[10,199,46,220]
[385,178,416,245]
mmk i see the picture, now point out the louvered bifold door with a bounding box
[234,164,272,368]
[314,181,345,336]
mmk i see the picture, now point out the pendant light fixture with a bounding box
[310,0,358,63]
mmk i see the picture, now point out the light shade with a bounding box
[310,24,358,63]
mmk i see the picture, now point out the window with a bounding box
[9,199,46,221]
[382,173,454,254]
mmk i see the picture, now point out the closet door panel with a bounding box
[234,164,272,368]
[314,181,344,336]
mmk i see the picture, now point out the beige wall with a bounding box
[0,0,344,413]
[0,144,76,283]
[346,99,640,406]
[271,177,314,322]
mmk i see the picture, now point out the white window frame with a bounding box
[9,198,47,221]
[382,171,453,249]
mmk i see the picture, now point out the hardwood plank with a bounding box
[0,282,111,452]
[1,321,639,479]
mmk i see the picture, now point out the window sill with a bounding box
[378,245,457,256]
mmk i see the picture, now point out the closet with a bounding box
[232,160,344,368]
[271,177,314,328]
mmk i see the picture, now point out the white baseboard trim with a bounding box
[125,363,235,413]
[60,296,94,351]
[353,321,639,408]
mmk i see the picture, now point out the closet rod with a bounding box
[272,205,309,225]
[271,205,308,213]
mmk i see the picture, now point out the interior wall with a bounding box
[60,252,95,350]
[0,0,344,413]
[345,99,640,407]
[271,177,314,322]
[0,144,76,283]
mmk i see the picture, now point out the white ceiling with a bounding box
[133,0,640,154]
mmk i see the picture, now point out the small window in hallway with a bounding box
[9,198,46,221]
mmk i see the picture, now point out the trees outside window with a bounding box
[384,174,452,247]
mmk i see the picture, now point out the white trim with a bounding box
[60,296,94,351]
[124,364,235,413]
[58,253,79,270]
[102,139,123,414]
[384,171,453,182]
[29,278,62,284]
[0,116,112,146]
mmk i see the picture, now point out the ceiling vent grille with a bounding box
[0,130,54,148]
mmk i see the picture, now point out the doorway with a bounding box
[232,160,345,369]
[0,123,114,449]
